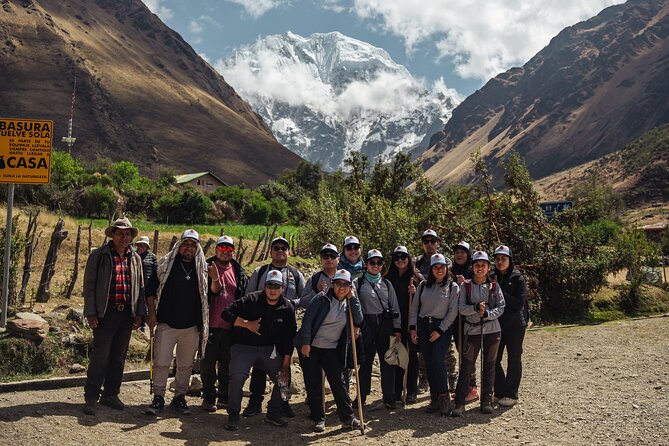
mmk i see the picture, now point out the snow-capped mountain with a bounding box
[217,31,460,171]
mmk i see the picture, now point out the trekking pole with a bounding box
[149,328,154,394]
[347,303,365,435]
[322,369,326,414]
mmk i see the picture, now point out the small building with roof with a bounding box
[174,172,227,194]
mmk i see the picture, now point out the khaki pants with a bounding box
[152,323,200,397]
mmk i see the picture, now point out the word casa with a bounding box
[0,155,48,169]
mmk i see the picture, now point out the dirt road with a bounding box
[1,317,668,445]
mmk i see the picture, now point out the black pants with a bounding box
[394,329,418,398]
[359,314,396,405]
[200,328,232,403]
[84,308,133,400]
[455,332,501,405]
[248,367,292,410]
[301,347,354,422]
[494,323,526,399]
[452,315,477,387]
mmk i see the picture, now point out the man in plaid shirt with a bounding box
[82,217,146,415]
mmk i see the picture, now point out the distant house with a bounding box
[174,172,227,194]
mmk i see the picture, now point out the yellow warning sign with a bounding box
[0,118,53,184]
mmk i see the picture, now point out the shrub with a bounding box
[81,184,117,218]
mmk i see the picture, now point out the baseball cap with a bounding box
[217,235,234,247]
[265,270,284,285]
[333,269,352,283]
[181,229,200,242]
[366,249,383,260]
[343,236,360,247]
[472,251,491,263]
[452,241,471,253]
[320,243,339,255]
[422,229,439,240]
[271,236,289,248]
[494,245,512,258]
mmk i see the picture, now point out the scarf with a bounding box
[364,271,381,284]
[338,253,364,278]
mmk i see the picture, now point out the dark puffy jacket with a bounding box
[139,250,158,287]
[495,267,528,328]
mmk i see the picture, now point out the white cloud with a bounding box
[189,20,204,34]
[142,0,173,21]
[199,52,211,64]
[226,0,291,19]
[348,0,624,80]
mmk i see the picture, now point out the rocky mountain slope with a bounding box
[220,32,459,171]
[0,0,301,185]
[421,0,669,189]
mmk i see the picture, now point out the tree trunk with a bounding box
[18,210,41,307]
[35,218,68,303]
[65,224,82,299]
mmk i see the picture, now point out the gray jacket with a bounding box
[458,280,505,335]
[354,276,402,331]
[410,280,459,333]
[83,242,146,319]
[247,263,306,306]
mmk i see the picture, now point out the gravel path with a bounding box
[1,317,668,445]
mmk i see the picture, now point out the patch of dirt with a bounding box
[1,317,668,445]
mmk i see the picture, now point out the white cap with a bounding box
[181,229,200,242]
[393,245,409,255]
[333,269,352,283]
[472,251,491,263]
[265,270,284,285]
[494,245,512,258]
[430,253,452,267]
[320,243,338,255]
[366,249,383,260]
[343,236,360,247]
[422,229,439,240]
[452,241,471,253]
[135,236,151,248]
[271,236,289,248]
[217,235,234,247]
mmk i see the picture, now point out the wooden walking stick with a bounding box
[347,303,365,435]
[322,369,326,414]
[402,278,416,406]
[149,328,154,394]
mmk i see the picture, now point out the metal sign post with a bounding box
[0,118,53,328]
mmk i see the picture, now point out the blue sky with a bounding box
[143,0,623,97]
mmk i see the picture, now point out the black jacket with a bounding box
[386,268,424,331]
[494,267,528,328]
[206,256,249,302]
[223,290,296,357]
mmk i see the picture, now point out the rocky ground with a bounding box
[1,316,668,445]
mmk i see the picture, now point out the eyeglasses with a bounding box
[321,253,338,260]
[393,254,408,261]
[422,239,438,245]
[266,283,283,290]
[272,245,288,252]
[345,245,361,251]
[216,245,234,253]
[368,260,384,267]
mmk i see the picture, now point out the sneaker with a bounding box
[498,397,517,407]
[170,395,191,415]
[202,399,217,413]
[99,395,125,410]
[145,395,165,415]
[242,403,262,417]
[406,393,417,404]
[82,399,97,415]
[367,401,385,412]
[281,403,296,418]
[314,420,326,432]
[417,376,429,394]
[465,387,479,404]
[225,413,240,431]
[451,404,465,417]
[264,413,288,427]
[384,401,397,410]
[342,417,361,430]
[481,402,494,414]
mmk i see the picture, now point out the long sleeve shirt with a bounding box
[409,280,459,334]
[354,277,402,332]
[458,280,505,335]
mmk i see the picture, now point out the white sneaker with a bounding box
[498,397,517,407]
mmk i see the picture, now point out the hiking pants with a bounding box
[455,332,501,405]
[494,323,526,400]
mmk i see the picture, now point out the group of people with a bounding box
[82,218,529,433]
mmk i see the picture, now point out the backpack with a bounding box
[464,279,497,307]
[415,279,455,314]
[257,263,302,296]
[310,271,325,293]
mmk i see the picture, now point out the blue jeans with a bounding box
[418,317,451,395]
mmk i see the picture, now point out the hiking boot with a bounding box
[367,400,385,411]
[314,420,326,432]
[451,404,465,417]
[264,413,288,427]
[202,399,217,413]
[82,399,97,415]
[99,395,125,410]
[405,393,417,404]
[225,413,240,431]
[480,402,494,414]
[281,403,296,418]
[439,393,452,416]
[465,386,479,404]
[242,403,262,417]
[425,394,439,413]
[384,400,397,410]
[145,395,165,415]
[170,395,191,415]
[498,397,517,407]
[342,417,361,430]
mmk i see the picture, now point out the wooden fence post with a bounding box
[36,218,68,303]
[65,224,82,299]
[169,235,178,251]
[248,234,264,266]
[18,210,41,306]
[203,238,215,256]
[153,229,159,257]
[87,221,92,254]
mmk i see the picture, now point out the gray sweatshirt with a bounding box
[458,280,505,335]
[409,280,460,333]
[354,277,402,331]
[299,271,334,309]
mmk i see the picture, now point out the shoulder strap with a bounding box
[416,281,426,313]
[311,271,323,293]
[258,263,270,282]
[465,281,472,305]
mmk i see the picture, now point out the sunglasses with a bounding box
[321,253,338,260]
[272,245,288,252]
[393,254,408,261]
[422,239,438,245]
[266,283,283,290]
[368,260,384,267]
[216,245,234,253]
[345,245,361,251]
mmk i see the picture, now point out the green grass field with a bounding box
[77,218,301,239]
